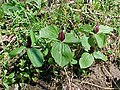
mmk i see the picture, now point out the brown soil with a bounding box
[73,62,120,90]
[8,61,120,90]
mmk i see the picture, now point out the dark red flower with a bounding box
[93,24,99,34]
[26,36,31,48]
[90,46,94,53]
[58,30,65,41]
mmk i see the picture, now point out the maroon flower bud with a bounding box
[90,46,94,53]
[58,30,65,41]
[93,24,99,34]
[26,36,31,48]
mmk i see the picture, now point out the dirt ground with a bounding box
[75,62,120,90]
[8,60,120,90]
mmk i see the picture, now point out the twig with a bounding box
[81,81,117,90]
[64,67,72,90]
[103,65,120,90]
[72,83,81,90]
[72,9,81,12]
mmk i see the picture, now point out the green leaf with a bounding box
[1,3,14,15]
[99,25,113,33]
[81,35,90,51]
[27,48,44,67]
[9,46,26,57]
[3,82,9,90]
[39,26,59,40]
[94,33,106,48]
[8,73,14,79]
[0,7,4,20]
[51,42,73,67]
[73,14,80,22]
[64,31,81,43]
[88,38,94,46]
[71,59,78,65]
[79,52,94,69]
[30,30,36,46]
[43,48,48,56]
[79,24,92,33]
[93,51,107,61]
[48,58,54,64]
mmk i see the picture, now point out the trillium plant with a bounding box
[9,24,113,69]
